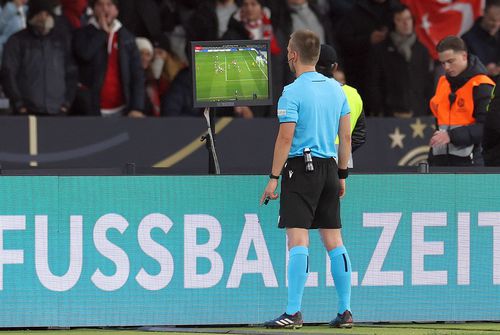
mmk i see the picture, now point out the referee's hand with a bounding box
[260,179,279,205]
[339,179,346,198]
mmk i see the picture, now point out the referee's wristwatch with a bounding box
[269,174,280,180]
[338,168,348,179]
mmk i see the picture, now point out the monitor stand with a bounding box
[202,107,221,175]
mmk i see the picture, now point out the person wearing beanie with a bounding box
[73,0,145,117]
[135,36,162,116]
[26,0,57,35]
[316,44,367,158]
[1,0,77,115]
[135,36,153,69]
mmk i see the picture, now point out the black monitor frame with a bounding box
[190,40,273,108]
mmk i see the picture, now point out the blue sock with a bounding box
[286,246,309,315]
[329,246,351,313]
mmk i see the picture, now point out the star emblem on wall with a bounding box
[410,118,427,139]
[389,127,406,149]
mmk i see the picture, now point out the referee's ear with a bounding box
[332,63,338,75]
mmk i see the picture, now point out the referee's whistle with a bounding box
[264,197,270,205]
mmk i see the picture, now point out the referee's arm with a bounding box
[271,123,296,176]
[260,122,295,205]
[338,114,351,170]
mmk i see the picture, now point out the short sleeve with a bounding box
[341,93,350,116]
[277,88,299,123]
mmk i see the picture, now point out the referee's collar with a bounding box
[297,71,317,79]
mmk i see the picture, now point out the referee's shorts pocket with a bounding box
[282,160,323,197]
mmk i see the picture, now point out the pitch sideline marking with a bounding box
[248,50,268,79]
[224,54,228,81]
[243,57,251,71]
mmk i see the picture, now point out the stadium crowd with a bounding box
[0,0,497,117]
[0,0,498,162]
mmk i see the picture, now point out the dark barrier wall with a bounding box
[0,116,437,173]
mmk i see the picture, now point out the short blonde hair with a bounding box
[289,30,320,65]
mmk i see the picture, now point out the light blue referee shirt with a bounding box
[277,71,350,159]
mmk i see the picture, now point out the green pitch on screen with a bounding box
[195,49,269,102]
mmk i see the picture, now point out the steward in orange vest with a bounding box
[429,36,495,166]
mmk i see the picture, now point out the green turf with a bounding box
[2,324,500,335]
[194,49,269,102]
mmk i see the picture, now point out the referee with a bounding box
[260,30,353,329]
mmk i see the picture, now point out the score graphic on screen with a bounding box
[191,40,273,108]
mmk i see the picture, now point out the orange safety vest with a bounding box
[430,74,495,126]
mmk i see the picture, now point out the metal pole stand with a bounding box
[124,162,136,175]
[201,107,221,175]
[417,161,429,174]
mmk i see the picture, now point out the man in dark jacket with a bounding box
[268,0,333,107]
[429,36,495,166]
[462,0,500,78]
[73,0,144,117]
[155,36,197,117]
[337,0,399,112]
[368,4,433,117]
[118,0,164,40]
[1,0,77,115]
[482,76,500,166]
[186,0,238,42]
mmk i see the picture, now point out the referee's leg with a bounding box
[286,228,309,315]
[264,228,308,328]
[320,229,353,328]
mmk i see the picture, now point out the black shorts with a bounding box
[278,157,341,229]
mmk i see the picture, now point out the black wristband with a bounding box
[269,174,280,180]
[338,168,348,179]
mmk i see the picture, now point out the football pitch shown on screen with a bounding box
[194,47,269,103]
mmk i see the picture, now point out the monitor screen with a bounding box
[191,40,273,108]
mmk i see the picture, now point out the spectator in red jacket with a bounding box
[73,0,145,117]
[223,0,279,53]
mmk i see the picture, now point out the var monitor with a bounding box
[191,40,273,108]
